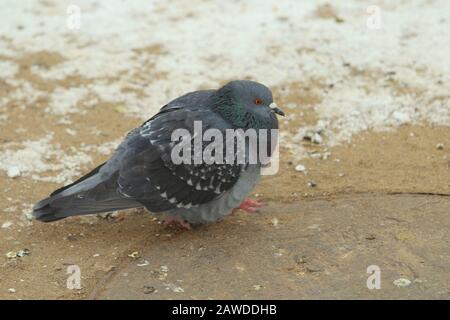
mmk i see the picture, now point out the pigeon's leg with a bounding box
[163,215,192,230]
[238,198,266,213]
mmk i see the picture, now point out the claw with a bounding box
[163,215,192,230]
[238,198,265,214]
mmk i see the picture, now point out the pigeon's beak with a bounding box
[269,102,285,117]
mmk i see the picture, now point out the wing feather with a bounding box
[113,99,243,212]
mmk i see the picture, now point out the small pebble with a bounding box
[273,252,283,257]
[8,288,16,293]
[295,164,306,172]
[310,152,322,159]
[66,128,77,136]
[137,260,149,267]
[17,249,30,257]
[436,143,444,150]
[306,265,323,273]
[172,286,184,293]
[127,251,140,260]
[307,180,317,187]
[6,251,17,259]
[1,222,13,229]
[143,285,156,294]
[97,211,119,219]
[253,284,264,291]
[7,166,21,178]
[271,217,279,227]
[160,265,169,273]
[312,133,323,144]
[322,152,331,160]
[393,278,411,287]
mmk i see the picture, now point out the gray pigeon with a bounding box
[32,80,285,227]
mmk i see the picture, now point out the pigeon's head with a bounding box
[214,80,285,129]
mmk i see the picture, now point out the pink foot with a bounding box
[238,199,266,214]
[163,215,192,230]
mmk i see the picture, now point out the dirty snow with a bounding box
[47,87,91,115]
[0,60,18,79]
[0,0,449,177]
[0,134,92,184]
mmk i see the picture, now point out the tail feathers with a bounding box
[32,195,140,222]
[49,162,105,197]
[32,166,141,222]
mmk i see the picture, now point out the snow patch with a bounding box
[0,0,448,155]
[0,134,92,184]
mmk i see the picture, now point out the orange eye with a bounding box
[254,98,263,105]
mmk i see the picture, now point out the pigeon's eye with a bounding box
[254,98,263,105]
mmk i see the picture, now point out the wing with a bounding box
[112,103,244,212]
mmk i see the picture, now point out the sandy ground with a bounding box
[0,1,449,299]
[1,119,449,300]
[96,195,450,299]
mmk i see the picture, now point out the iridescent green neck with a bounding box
[211,90,270,130]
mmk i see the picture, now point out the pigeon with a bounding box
[32,80,285,227]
